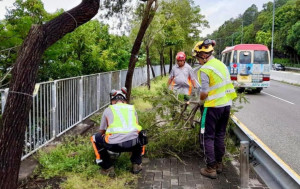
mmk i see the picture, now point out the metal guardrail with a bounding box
[285,67,300,73]
[270,70,300,85]
[0,65,169,160]
[231,115,300,189]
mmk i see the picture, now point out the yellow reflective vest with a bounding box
[198,58,237,107]
[106,103,142,134]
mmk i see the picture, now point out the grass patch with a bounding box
[60,172,136,189]
[36,135,137,188]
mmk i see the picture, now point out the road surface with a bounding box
[234,80,300,175]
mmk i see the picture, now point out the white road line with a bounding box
[262,91,295,105]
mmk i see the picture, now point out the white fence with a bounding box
[0,65,170,160]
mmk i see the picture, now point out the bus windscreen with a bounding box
[239,51,251,64]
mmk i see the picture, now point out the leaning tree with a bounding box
[125,0,158,101]
[0,0,101,188]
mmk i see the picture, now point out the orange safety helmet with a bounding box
[176,52,186,61]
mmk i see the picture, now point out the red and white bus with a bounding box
[221,44,271,93]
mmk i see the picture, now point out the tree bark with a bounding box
[125,0,158,102]
[0,1,100,188]
[149,60,155,78]
[162,51,166,76]
[159,51,163,76]
[146,45,150,90]
[159,50,166,76]
[169,48,173,74]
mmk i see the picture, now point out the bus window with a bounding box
[254,51,269,64]
[225,52,231,66]
[239,51,251,64]
[222,53,226,62]
[232,51,237,63]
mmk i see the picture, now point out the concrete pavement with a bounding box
[138,157,267,189]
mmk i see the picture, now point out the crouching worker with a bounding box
[90,87,146,177]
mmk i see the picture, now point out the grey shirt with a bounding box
[169,63,196,95]
[100,104,139,144]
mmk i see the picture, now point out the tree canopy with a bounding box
[207,0,300,64]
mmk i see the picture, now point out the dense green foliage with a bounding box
[0,0,208,85]
[0,0,132,83]
[207,0,300,65]
[131,0,208,66]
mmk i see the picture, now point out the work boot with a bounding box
[200,165,217,179]
[216,162,223,174]
[132,164,142,174]
[100,166,115,178]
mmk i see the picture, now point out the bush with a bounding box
[273,58,300,68]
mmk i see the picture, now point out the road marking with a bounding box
[262,91,295,105]
[231,115,300,182]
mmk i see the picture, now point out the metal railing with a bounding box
[285,67,300,73]
[231,115,300,189]
[0,65,169,160]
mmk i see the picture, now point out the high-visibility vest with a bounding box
[106,103,142,134]
[198,58,237,107]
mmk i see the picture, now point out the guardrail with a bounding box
[285,67,300,73]
[270,70,300,85]
[0,65,169,160]
[231,115,300,189]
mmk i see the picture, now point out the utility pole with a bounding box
[241,20,243,44]
[271,0,275,67]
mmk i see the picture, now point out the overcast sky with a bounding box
[0,0,271,37]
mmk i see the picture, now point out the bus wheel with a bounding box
[254,87,263,93]
[237,87,245,93]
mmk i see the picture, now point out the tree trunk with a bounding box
[162,51,166,76]
[0,1,99,188]
[159,51,163,76]
[169,48,173,74]
[146,45,150,90]
[125,0,158,102]
[173,49,176,65]
[149,61,155,78]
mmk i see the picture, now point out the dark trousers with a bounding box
[93,133,142,169]
[200,106,231,167]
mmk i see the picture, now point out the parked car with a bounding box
[273,63,285,71]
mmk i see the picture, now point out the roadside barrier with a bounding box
[285,67,300,73]
[271,70,300,85]
[231,115,300,189]
[0,65,169,160]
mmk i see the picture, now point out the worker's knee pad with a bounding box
[107,150,121,160]
[95,159,103,166]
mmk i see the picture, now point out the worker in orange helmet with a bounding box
[167,51,197,101]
